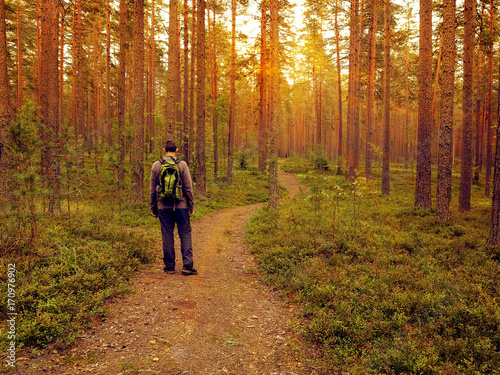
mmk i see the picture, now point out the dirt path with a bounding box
[15,172,315,375]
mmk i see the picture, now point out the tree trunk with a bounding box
[474,49,483,184]
[195,0,206,196]
[485,0,494,197]
[117,0,127,186]
[335,0,343,175]
[487,111,500,245]
[435,0,456,222]
[40,0,60,214]
[59,10,64,126]
[208,1,218,180]
[459,0,475,212]
[366,10,377,180]
[16,0,23,110]
[268,0,279,210]
[189,0,196,167]
[227,0,236,184]
[258,0,268,175]
[182,0,189,158]
[131,0,145,204]
[381,0,390,195]
[166,0,181,140]
[105,0,112,146]
[415,0,433,210]
[0,0,11,163]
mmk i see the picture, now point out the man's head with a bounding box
[164,140,178,154]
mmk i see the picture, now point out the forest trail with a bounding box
[19,171,316,375]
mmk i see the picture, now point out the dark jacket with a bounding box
[150,156,195,212]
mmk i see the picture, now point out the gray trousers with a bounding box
[158,208,193,270]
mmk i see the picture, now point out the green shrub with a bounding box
[247,167,500,374]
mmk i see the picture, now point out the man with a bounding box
[150,140,197,275]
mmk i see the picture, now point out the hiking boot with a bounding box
[163,266,175,274]
[181,266,197,276]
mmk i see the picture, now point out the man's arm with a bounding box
[180,161,195,210]
[150,162,159,217]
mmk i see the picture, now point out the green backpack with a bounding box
[158,157,182,201]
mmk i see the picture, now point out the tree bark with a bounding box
[459,0,475,212]
[105,0,112,146]
[335,0,343,175]
[117,0,127,186]
[182,0,189,157]
[485,0,494,197]
[167,0,181,140]
[487,112,500,245]
[268,0,279,209]
[131,0,145,204]
[40,0,60,214]
[435,0,456,222]
[381,0,390,195]
[259,0,268,175]
[16,0,23,110]
[415,0,433,210]
[227,0,236,184]
[208,1,218,180]
[189,0,196,167]
[0,0,11,163]
[366,9,377,180]
[195,0,206,196]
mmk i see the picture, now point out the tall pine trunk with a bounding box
[366,9,377,181]
[105,0,112,146]
[485,0,494,197]
[381,0,390,195]
[335,0,343,175]
[16,0,23,110]
[189,0,196,166]
[131,0,145,204]
[227,0,236,184]
[0,0,11,163]
[195,0,206,196]
[435,0,456,222]
[208,1,218,180]
[117,0,127,186]
[166,0,180,140]
[182,0,189,158]
[415,0,433,210]
[258,0,268,175]
[268,0,279,209]
[40,0,60,214]
[459,0,475,212]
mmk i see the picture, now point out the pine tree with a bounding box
[268,0,279,209]
[40,0,60,214]
[435,0,456,222]
[131,0,145,204]
[195,0,206,196]
[459,0,475,212]
[414,0,433,210]
[381,0,390,195]
[0,0,11,163]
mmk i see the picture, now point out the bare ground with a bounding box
[9,172,317,375]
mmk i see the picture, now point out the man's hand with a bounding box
[151,210,158,218]
[189,208,194,217]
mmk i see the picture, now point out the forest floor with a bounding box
[13,171,318,375]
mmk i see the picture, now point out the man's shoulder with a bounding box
[151,159,163,170]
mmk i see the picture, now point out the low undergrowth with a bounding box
[247,165,500,374]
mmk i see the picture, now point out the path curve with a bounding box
[15,172,315,375]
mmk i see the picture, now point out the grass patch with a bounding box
[246,166,500,374]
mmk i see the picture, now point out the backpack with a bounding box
[157,157,182,201]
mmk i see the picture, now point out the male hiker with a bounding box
[150,140,197,275]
